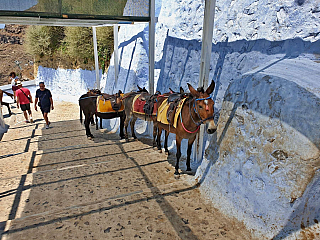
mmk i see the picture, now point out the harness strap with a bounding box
[180,111,200,134]
[79,95,100,101]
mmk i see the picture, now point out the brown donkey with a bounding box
[122,86,160,146]
[156,81,217,175]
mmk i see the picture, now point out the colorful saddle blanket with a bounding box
[96,95,124,113]
[132,94,157,116]
[157,98,187,128]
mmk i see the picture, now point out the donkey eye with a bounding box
[198,105,203,109]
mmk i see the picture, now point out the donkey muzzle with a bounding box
[207,120,217,134]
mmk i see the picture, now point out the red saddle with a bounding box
[133,94,157,115]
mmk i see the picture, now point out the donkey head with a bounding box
[137,85,148,93]
[88,89,101,96]
[187,81,217,134]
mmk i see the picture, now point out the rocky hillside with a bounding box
[0,25,35,86]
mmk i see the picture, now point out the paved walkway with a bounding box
[0,102,254,240]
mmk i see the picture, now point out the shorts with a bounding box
[12,85,19,91]
[21,103,30,111]
[40,106,51,114]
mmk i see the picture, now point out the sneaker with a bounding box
[45,125,49,129]
[25,120,30,123]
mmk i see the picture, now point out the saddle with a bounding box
[166,92,190,124]
[97,93,124,113]
[133,92,161,116]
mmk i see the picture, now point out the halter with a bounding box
[192,96,214,125]
[179,96,214,134]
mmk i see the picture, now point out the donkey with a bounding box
[79,89,101,125]
[0,89,13,116]
[156,81,217,175]
[121,85,155,142]
[122,85,178,146]
[79,90,125,139]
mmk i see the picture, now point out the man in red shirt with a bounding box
[16,81,34,123]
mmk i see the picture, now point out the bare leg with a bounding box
[43,112,49,125]
[27,110,33,122]
[23,111,28,121]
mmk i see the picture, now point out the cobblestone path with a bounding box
[0,102,254,240]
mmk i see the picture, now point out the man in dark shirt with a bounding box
[34,82,54,129]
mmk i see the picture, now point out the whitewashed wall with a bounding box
[104,0,320,239]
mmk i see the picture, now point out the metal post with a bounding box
[113,24,119,91]
[195,0,216,162]
[147,0,155,137]
[149,0,155,94]
[92,26,100,89]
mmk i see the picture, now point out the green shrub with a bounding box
[25,26,64,57]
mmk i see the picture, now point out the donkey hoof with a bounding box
[186,168,192,172]
[126,138,129,143]
[174,170,180,175]
[158,149,162,153]
[165,150,170,156]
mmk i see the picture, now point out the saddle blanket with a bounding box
[132,94,157,115]
[96,95,124,113]
[157,98,187,128]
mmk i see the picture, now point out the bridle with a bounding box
[192,96,215,125]
[180,96,214,134]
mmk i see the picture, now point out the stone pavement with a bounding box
[0,102,255,240]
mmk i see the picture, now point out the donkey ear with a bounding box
[118,90,123,94]
[180,87,184,93]
[187,83,199,97]
[169,87,174,93]
[205,80,215,95]
[137,85,142,91]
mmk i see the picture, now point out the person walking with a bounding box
[15,81,34,123]
[9,72,19,102]
[34,82,54,129]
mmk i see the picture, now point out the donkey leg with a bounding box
[2,102,11,116]
[100,117,103,129]
[95,115,98,130]
[156,126,162,152]
[85,117,93,138]
[124,116,130,142]
[131,116,137,139]
[175,136,183,175]
[186,136,196,172]
[164,130,170,155]
[153,124,158,147]
[119,115,125,139]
